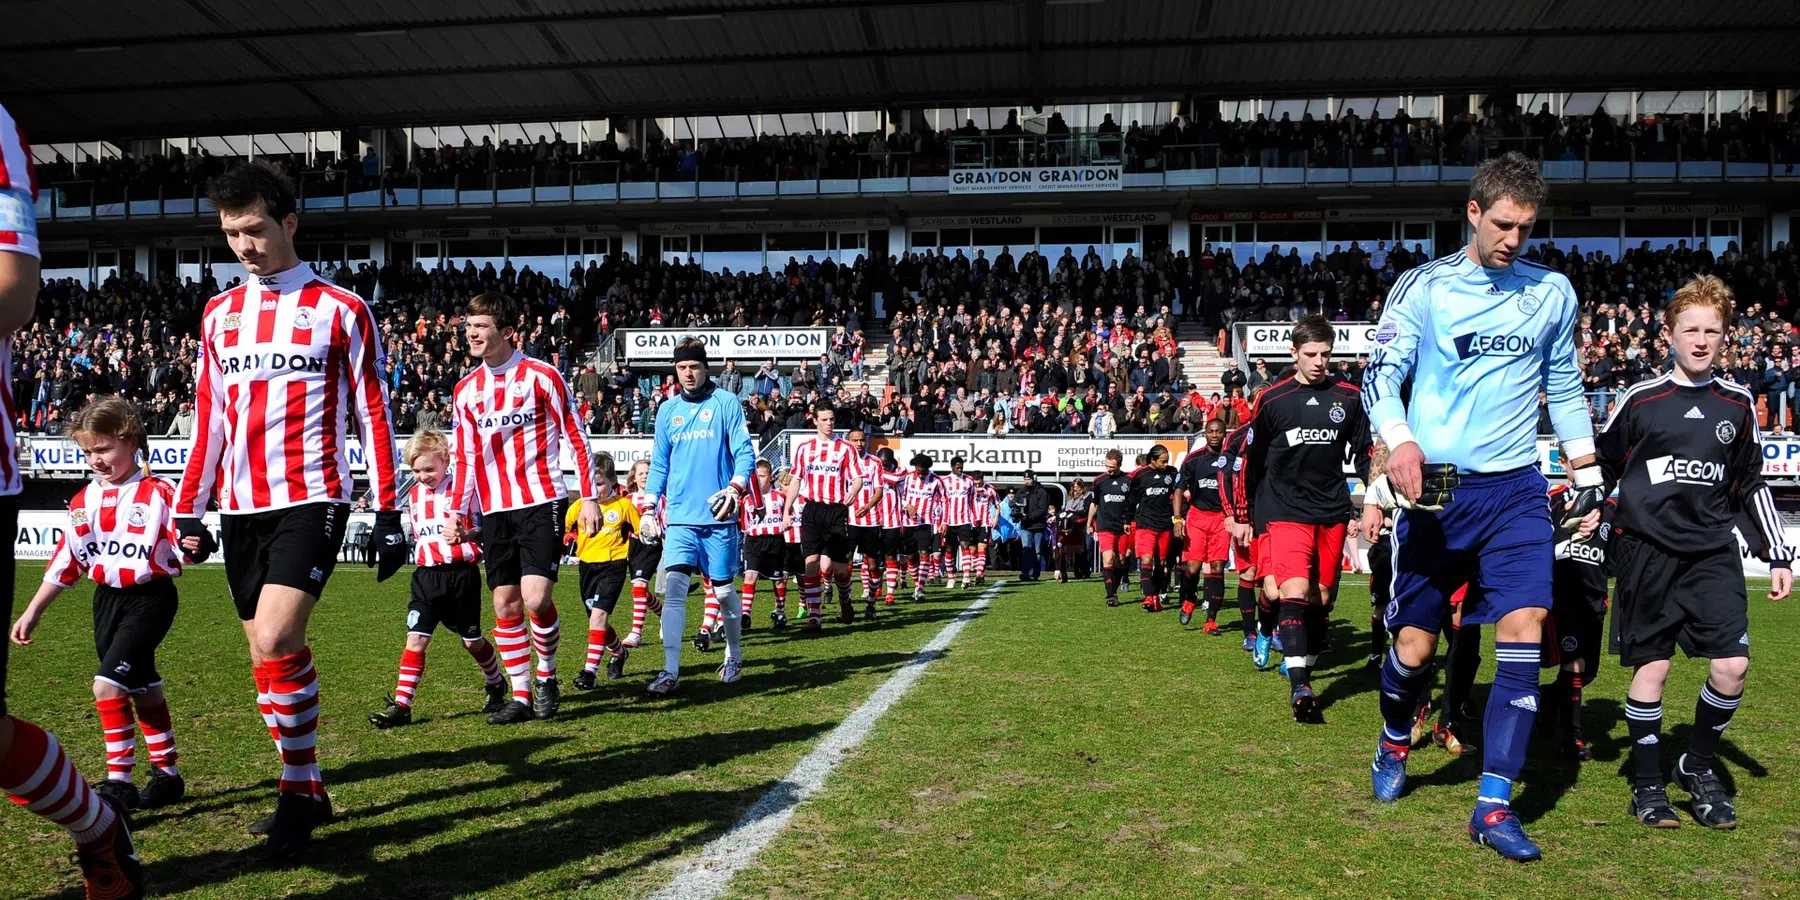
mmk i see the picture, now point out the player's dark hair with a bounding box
[1106,449,1123,462]
[1470,151,1547,212]
[1149,444,1170,462]
[1291,314,1335,348]
[756,458,773,471]
[467,292,521,332]
[951,455,965,467]
[911,453,933,469]
[1205,417,1226,430]
[205,160,297,221]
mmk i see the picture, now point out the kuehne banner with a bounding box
[867,436,1187,475]
[22,436,654,476]
[947,165,1123,195]
[621,328,833,363]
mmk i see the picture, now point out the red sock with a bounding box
[774,577,788,613]
[629,582,650,636]
[264,649,325,799]
[961,550,973,584]
[603,626,622,655]
[0,717,117,846]
[465,638,504,686]
[393,647,427,709]
[585,629,607,673]
[94,695,136,782]
[529,609,560,680]
[494,615,532,702]
[134,695,178,775]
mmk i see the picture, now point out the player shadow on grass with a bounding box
[554,648,935,721]
[79,722,832,900]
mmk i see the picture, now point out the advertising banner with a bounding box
[1236,321,1380,356]
[23,436,654,476]
[864,436,1188,476]
[947,165,1123,195]
[620,328,833,363]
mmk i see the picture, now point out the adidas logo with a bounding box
[310,567,326,581]
[1637,734,1660,745]
[1306,397,1319,405]
[1382,691,1402,701]
[1713,723,1730,731]
[1740,632,1750,645]
[1685,406,1705,419]
[1486,284,1504,295]
[1509,695,1539,712]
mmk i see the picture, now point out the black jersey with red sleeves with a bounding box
[1219,423,1255,527]
[1242,376,1371,526]
[1125,465,1178,531]
[1550,487,1613,608]
[1596,374,1791,562]
[1179,445,1229,513]
[1091,472,1133,532]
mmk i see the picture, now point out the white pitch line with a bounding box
[649,580,1008,900]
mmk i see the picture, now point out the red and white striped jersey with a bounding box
[789,435,860,505]
[176,263,401,516]
[45,473,182,589]
[938,472,976,527]
[899,473,946,528]
[408,475,483,567]
[450,350,598,515]
[742,481,785,536]
[972,483,999,527]
[0,102,38,260]
[847,454,887,527]
[784,494,806,543]
[874,469,905,529]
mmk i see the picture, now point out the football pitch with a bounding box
[4,568,1799,899]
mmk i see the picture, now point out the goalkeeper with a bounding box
[1360,152,1603,862]
[643,337,761,695]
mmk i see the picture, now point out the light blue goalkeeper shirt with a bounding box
[1361,250,1594,473]
[647,380,757,527]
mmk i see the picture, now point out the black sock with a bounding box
[1370,611,1388,659]
[1103,570,1118,598]
[1237,581,1257,634]
[1114,559,1131,593]
[1279,598,1309,689]
[1139,570,1155,600]
[1625,696,1665,787]
[1442,623,1482,722]
[1302,603,1329,655]
[1563,670,1586,739]
[1688,681,1742,773]
[1180,570,1200,605]
[1258,596,1278,638]
[1203,573,1225,620]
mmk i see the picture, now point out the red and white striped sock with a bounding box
[701,579,722,631]
[740,578,757,618]
[975,552,986,581]
[773,577,788,614]
[493,616,533,702]
[465,638,504,686]
[392,648,426,709]
[0,717,118,846]
[603,626,622,655]
[885,561,899,600]
[628,582,650,640]
[905,558,917,587]
[94,695,136,783]
[529,609,560,680]
[861,560,875,599]
[961,550,974,585]
[802,574,823,620]
[835,573,853,606]
[134,695,178,776]
[264,648,325,800]
[584,629,606,673]
[253,669,281,748]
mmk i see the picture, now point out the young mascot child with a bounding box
[369,431,507,729]
[10,397,187,811]
[570,452,641,689]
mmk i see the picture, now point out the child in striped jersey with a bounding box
[369,431,507,730]
[10,397,187,812]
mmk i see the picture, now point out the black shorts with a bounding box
[850,526,885,562]
[408,562,484,641]
[1367,537,1392,606]
[221,502,350,620]
[801,502,852,560]
[882,528,906,560]
[947,524,977,546]
[93,579,179,693]
[743,534,786,576]
[1609,532,1748,667]
[906,524,933,555]
[785,540,806,575]
[483,500,565,589]
[0,496,15,718]
[629,540,661,582]
[1545,587,1606,672]
[578,560,628,614]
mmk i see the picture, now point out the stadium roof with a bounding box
[3,0,1797,142]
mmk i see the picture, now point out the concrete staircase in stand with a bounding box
[1175,321,1237,399]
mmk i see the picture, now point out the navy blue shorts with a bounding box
[1384,466,1552,634]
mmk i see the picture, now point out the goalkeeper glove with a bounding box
[1560,466,1609,542]
[1371,464,1461,512]
[174,516,217,564]
[371,510,409,582]
[637,516,663,544]
[707,485,745,522]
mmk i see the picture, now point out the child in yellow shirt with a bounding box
[569,452,640,689]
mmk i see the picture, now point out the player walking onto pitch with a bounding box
[874,450,909,603]
[1124,445,1179,613]
[1088,450,1133,606]
[898,454,948,601]
[938,457,978,589]
[568,452,641,690]
[1543,485,1612,763]
[1237,317,1371,722]
[12,399,187,813]
[369,431,508,729]
[740,460,790,625]
[1174,419,1233,633]
[645,338,760,693]
[845,430,888,613]
[970,471,998,584]
[784,406,865,628]
[176,162,406,859]
[450,291,600,725]
[1593,275,1791,830]
[622,461,667,646]
[0,104,145,899]
[1362,153,1603,861]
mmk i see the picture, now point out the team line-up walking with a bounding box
[0,113,1789,900]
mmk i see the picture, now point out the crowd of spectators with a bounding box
[36,103,1797,208]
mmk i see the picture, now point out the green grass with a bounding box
[4,570,1800,899]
